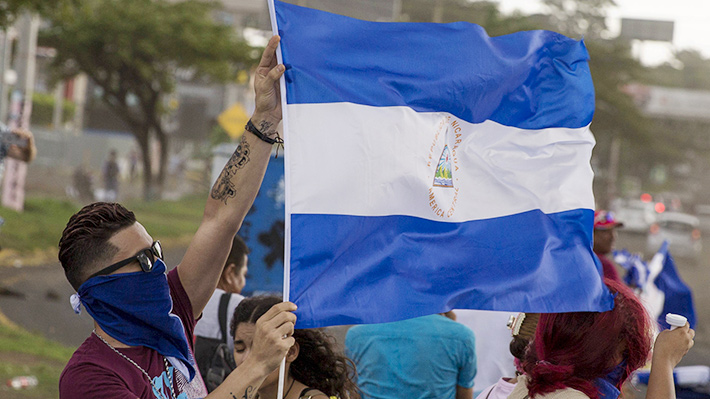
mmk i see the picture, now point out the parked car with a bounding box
[613,198,657,234]
[646,212,702,262]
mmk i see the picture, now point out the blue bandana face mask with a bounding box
[70,259,196,381]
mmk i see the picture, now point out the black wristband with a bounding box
[245,119,283,145]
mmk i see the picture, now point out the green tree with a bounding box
[642,50,710,90]
[540,0,616,39]
[0,0,75,28]
[400,0,537,34]
[42,0,257,199]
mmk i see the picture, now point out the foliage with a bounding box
[641,50,710,91]
[400,0,538,34]
[540,0,616,39]
[29,92,76,127]
[41,0,258,200]
[0,0,77,28]
[210,123,233,148]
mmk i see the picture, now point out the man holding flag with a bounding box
[271,0,614,329]
[58,37,296,399]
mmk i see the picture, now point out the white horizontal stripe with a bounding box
[287,102,595,223]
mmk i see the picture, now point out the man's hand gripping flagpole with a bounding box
[267,1,293,399]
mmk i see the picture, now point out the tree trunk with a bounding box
[135,126,153,201]
[153,121,169,199]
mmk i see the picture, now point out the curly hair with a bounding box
[58,202,136,290]
[230,296,360,399]
[522,278,653,399]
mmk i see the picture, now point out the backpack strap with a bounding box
[218,292,231,344]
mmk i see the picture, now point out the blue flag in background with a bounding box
[238,155,285,296]
[654,242,696,329]
[615,242,696,329]
[274,0,614,328]
[614,249,649,289]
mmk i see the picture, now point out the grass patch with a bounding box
[0,197,79,253]
[0,324,73,362]
[127,194,205,241]
[0,324,73,398]
[0,194,208,258]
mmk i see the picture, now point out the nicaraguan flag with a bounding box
[614,249,649,289]
[628,242,696,330]
[273,0,614,328]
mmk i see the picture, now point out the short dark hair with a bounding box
[225,235,249,272]
[58,202,136,290]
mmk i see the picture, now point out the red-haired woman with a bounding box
[508,278,694,399]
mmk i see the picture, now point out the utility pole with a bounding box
[605,135,621,209]
[392,0,402,21]
[1,11,39,212]
[11,12,39,130]
[0,27,15,123]
[433,0,444,23]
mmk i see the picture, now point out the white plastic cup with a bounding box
[666,313,687,331]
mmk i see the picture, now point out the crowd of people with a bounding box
[55,36,696,399]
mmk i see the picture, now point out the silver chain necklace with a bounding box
[93,330,176,399]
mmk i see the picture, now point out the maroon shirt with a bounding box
[59,268,207,399]
[594,251,622,283]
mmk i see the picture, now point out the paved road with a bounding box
[1,235,708,368]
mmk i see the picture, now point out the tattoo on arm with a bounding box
[257,121,277,139]
[237,386,255,399]
[210,135,251,204]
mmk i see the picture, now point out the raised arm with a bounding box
[646,323,695,399]
[177,36,285,317]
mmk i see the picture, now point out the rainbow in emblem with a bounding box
[433,145,454,187]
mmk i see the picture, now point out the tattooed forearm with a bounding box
[257,120,277,140]
[210,135,251,204]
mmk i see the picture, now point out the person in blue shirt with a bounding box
[346,313,477,399]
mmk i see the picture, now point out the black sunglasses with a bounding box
[88,241,163,280]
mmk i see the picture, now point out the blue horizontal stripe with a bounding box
[275,0,594,129]
[290,209,614,328]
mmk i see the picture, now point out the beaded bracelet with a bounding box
[245,119,284,145]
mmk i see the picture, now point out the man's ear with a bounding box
[221,263,237,285]
[286,341,300,363]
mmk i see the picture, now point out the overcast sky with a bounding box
[495,0,710,65]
